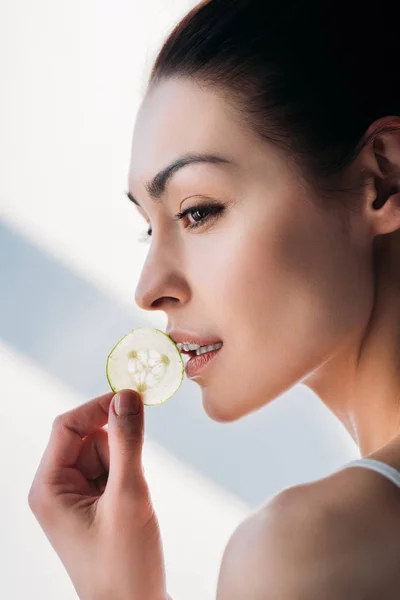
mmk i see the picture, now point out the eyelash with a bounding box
[139,203,224,243]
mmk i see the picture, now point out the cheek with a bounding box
[197,205,372,422]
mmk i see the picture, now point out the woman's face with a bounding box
[128,77,373,422]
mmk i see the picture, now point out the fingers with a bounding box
[40,392,114,472]
[75,428,110,479]
[106,391,146,496]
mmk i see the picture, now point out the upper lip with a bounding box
[166,330,223,351]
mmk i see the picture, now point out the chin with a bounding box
[201,393,245,424]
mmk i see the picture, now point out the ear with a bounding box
[363,116,400,236]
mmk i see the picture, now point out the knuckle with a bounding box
[111,481,153,522]
[28,480,52,516]
[118,420,143,442]
[28,493,53,523]
[124,494,155,525]
[27,483,42,512]
[52,413,64,431]
[27,488,35,510]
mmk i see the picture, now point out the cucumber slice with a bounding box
[106,328,184,406]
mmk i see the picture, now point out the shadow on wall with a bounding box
[1,218,350,508]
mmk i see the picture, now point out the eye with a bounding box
[138,203,224,243]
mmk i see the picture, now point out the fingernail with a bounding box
[114,392,141,416]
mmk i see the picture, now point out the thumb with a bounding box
[106,389,146,495]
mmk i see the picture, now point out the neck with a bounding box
[305,232,400,457]
[305,341,400,456]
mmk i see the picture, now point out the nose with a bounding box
[134,242,189,312]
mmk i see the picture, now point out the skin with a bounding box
[129,76,400,597]
[130,76,400,457]
[28,75,400,600]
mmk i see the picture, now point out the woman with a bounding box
[28,0,400,598]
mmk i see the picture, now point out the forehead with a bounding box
[128,77,255,185]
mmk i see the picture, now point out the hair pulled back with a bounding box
[149,0,400,187]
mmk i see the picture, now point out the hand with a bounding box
[28,389,168,600]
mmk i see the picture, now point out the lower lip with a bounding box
[184,347,222,378]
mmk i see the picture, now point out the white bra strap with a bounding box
[343,458,400,489]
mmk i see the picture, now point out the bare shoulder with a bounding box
[216,469,400,600]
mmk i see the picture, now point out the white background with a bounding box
[0,1,359,598]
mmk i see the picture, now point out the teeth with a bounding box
[195,342,223,356]
[185,343,199,351]
[176,341,223,355]
[177,343,200,351]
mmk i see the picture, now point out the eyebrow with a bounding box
[125,152,234,208]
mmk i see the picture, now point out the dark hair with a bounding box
[148,0,400,192]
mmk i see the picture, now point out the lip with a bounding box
[166,329,223,348]
[184,346,223,378]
